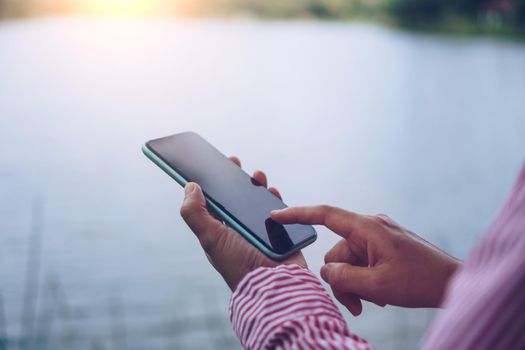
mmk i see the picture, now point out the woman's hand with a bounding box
[271,206,461,315]
[180,157,306,291]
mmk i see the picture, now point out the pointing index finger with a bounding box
[270,205,363,238]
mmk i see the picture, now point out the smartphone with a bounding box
[142,132,317,260]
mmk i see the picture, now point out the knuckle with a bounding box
[180,201,201,223]
[320,204,334,213]
[329,267,346,289]
[324,244,345,264]
[179,204,192,220]
[373,213,399,229]
[372,214,388,225]
[324,248,344,264]
[320,205,337,220]
[376,213,390,220]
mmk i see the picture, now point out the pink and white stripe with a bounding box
[421,165,525,350]
[229,264,373,350]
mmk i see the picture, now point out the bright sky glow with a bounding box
[73,0,172,16]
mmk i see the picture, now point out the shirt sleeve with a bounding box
[229,264,373,350]
[421,165,525,350]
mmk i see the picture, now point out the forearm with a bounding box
[229,264,373,350]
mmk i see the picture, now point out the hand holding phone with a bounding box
[181,167,306,291]
[143,132,317,260]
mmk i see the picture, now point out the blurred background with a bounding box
[0,1,524,349]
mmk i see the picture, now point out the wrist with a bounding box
[434,257,463,307]
[229,263,309,292]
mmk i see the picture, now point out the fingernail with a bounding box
[320,264,332,282]
[185,183,195,196]
[271,209,284,215]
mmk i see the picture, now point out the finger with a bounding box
[229,156,241,167]
[320,263,376,300]
[180,183,225,251]
[271,205,364,238]
[268,186,282,200]
[324,239,358,265]
[374,213,400,230]
[252,170,268,188]
[333,290,363,316]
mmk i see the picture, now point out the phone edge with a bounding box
[142,143,315,261]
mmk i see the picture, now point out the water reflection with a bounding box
[0,17,524,350]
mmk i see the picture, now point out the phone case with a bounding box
[142,143,316,261]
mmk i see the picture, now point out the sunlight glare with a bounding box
[78,0,168,16]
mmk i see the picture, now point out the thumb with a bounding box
[182,182,206,213]
[320,263,376,299]
[180,183,224,247]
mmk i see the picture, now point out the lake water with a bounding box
[0,16,524,350]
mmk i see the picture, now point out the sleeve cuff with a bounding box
[229,264,358,349]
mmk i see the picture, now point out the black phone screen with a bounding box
[146,132,316,255]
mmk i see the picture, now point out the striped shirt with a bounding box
[229,165,525,349]
[422,165,525,349]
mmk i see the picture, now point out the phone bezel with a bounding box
[142,142,317,261]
